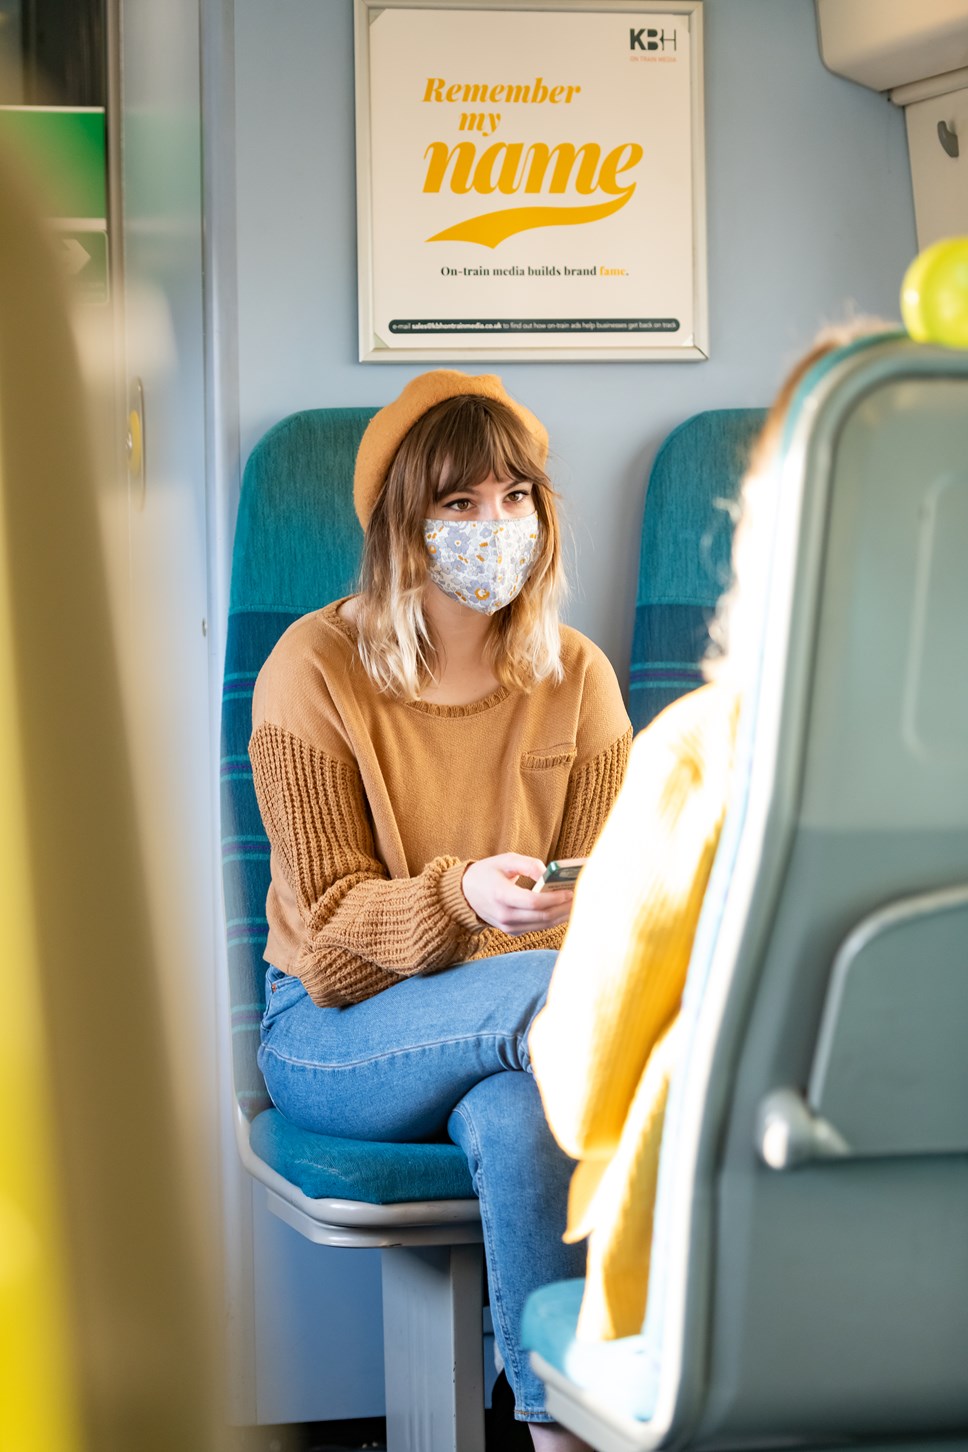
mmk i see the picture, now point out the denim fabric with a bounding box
[258,949,585,1422]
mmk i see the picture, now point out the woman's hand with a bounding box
[461,854,574,934]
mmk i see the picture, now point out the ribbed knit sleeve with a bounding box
[249,722,483,1007]
[553,725,632,860]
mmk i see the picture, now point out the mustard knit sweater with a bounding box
[249,600,632,1007]
[530,683,740,1342]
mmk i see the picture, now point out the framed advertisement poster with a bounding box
[355,0,706,362]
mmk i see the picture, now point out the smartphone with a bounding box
[532,857,586,893]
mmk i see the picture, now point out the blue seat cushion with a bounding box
[250,1107,476,1204]
[522,1279,660,1423]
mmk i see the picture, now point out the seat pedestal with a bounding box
[382,1243,485,1452]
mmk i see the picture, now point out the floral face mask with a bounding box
[423,514,542,615]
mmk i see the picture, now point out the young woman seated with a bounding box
[249,369,632,1449]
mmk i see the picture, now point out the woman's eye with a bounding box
[507,489,531,505]
[444,498,473,511]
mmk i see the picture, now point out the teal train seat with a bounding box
[523,336,968,1450]
[220,409,486,1452]
[628,408,765,732]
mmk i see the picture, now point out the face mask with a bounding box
[423,514,542,615]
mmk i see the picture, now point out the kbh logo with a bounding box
[629,27,677,51]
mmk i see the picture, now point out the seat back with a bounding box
[629,409,765,732]
[220,409,374,1118]
[656,336,968,1443]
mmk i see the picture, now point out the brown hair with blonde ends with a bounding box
[355,394,566,700]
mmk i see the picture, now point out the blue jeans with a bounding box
[257,949,584,1422]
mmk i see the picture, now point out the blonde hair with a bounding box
[706,317,899,684]
[355,394,566,699]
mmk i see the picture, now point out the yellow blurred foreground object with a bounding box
[900,237,968,348]
[0,108,216,1452]
[0,412,82,1452]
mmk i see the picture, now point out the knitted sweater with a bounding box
[530,683,740,1341]
[249,599,632,1007]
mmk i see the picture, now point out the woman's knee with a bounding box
[448,1072,579,1247]
[450,1067,541,1137]
[448,1070,565,1175]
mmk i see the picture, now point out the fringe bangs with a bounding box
[423,395,549,503]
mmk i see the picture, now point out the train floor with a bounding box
[233,1370,534,1451]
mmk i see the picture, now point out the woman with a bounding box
[531,320,894,1344]
[249,369,631,1446]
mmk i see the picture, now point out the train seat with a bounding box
[220,409,485,1452]
[522,336,968,1451]
[628,407,765,733]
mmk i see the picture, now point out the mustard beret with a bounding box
[353,369,549,529]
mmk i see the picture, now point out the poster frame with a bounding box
[354,0,707,363]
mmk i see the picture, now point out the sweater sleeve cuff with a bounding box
[439,859,484,932]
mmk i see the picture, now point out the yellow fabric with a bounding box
[530,683,740,1340]
[0,422,82,1452]
[250,599,631,1005]
[353,369,548,527]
